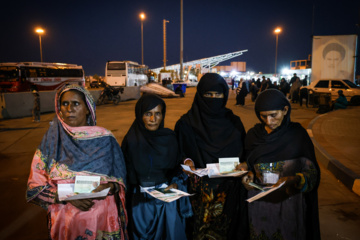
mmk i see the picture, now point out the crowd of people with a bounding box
[233,73,320,109]
[26,73,321,240]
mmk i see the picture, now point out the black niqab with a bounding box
[175,73,246,167]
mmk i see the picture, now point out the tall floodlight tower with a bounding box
[35,28,45,62]
[274,27,282,74]
[180,0,184,80]
[163,19,169,69]
[139,13,146,65]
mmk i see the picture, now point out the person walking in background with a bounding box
[250,81,259,102]
[240,89,321,240]
[32,90,40,122]
[260,77,267,92]
[272,81,279,90]
[299,87,309,107]
[290,78,301,103]
[266,78,273,89]
[255,78,261,89]
[290,73,299,86]
[302,75,308,86]
[236,78,248,106]
[279,78,290,96]
[231,76,236,90]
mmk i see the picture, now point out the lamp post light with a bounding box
[139,13,146,65]
[163,19,169,70]
[35,28,45,62]
[180,0,183,81]
[274,27,282,74]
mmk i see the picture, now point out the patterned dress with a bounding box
[26,85,128,240]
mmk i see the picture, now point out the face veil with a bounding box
[175,73,246,167]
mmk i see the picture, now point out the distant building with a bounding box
[290,55,311,70]
[214,61,246,73]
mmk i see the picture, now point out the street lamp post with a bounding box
[180,0,183,81]
[163,19,169,70]
[274,27,281,74]
[35,28,45,62]
[139,13,146,65]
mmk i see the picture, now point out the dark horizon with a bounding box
[1,0,359,76]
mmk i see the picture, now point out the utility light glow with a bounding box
[35,28,44,34]
[230,70,238,76]
[274,28,281,34]
[281,68,290,75]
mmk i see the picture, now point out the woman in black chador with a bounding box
[175,73,249,240]
[236,78,248,106]
[241,89,321,240]
[122,94,192,240]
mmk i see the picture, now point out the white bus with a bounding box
[0,62,84,92]
[105,61,148,87]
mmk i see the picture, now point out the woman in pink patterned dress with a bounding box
[26,85,127,240]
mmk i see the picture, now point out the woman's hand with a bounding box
[235,162,248,171]
[165,183,178,191]
[68,199,94,211]
[241,171,254,190]
[68,182,117,211]
[92,182,115,194]
[263,175,301,203]
[275,176,301,196]
[182,158,195,175]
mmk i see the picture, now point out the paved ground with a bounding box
[0,87,359,239]
[309,107,360,195]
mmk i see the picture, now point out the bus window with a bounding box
[20,69,26,82]
[108,63,126,70]
[47,68,56,77]
[38,68,47,77]
[128,64,133,74]
[69,69,83,77]
[0,67,19,82]
[27,68,38,78]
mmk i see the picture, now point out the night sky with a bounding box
[1,0,359,76]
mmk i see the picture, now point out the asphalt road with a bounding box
[0,87,359,239]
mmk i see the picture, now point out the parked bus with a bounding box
[105,61,148,87]
[0,62,85,92]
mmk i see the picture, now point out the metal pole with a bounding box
[39,35,43,62]
[180,0,183,80]
[275,34,278,74]
[141,20,144,65]
[163,19,169,69]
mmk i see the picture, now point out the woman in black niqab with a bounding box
[243,89,321,240]
[122,94,192,240]
[175,73,246,167]
[175,73,248,240]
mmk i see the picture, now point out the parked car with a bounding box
[301,79,360,105]
[185,78,198,87]
[90,80,101,88]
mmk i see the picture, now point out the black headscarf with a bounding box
[245,89,321,240]
[121,94,180,187]
[175,73,246,167]
[246,89,318,167]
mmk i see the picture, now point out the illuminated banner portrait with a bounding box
[311,35,357,81]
